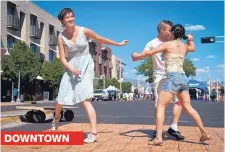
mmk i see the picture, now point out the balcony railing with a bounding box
[7,15,20,30]
[49,35,57,45]
[30,26,41,39]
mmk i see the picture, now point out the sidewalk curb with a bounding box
[1,110,53,128]
[0,101,55,106]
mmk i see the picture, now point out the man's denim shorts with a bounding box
[162,72,189,94]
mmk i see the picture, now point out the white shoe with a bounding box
[84,133,98,143]
[51,115,61,131]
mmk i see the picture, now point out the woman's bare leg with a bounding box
[55,104,63,118]
[52,104,63,130]
[177,91,211,142]
[154,91,174,144]
[82,99,97,134]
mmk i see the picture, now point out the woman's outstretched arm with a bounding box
[84,28,128,46]
[132,42,167,61]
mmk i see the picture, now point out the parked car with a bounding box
[93,89,109,101]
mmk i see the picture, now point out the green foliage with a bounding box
[95,77,132,93]
[135,57,196,83]
[1,42,42,82]
[1,55,15,81]
[135,57,154,83]
[41,57,64,88]
[121,82,132,93]
[106,78,120,89]
[183,57,196,77]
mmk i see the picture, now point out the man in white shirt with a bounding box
[143,20,185,140]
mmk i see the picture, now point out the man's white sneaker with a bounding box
[84,133,98,143]
[51,115,61,131]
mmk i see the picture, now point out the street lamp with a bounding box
[204,67,210,100]
[100,75,105,90]
[3,49,14,102]
[216,79,219,101]
[16,64,21,102]
[119,61,123,93]
[137,75,142,87]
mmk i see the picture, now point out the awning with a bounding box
[7,32,24,41]
[30,40,44,48]
[188,79,208,92]
[49,47,57,53]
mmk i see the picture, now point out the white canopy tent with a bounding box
[105,85,120,92]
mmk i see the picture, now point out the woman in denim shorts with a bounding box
[132,24,211,145]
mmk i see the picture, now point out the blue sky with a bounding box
[32,1,224,82]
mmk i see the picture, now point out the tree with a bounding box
[135,57,196,83]
[41,57,64,98]
[95,78,120,90]
[41,57,64,87]
[183,57,197,77]
[95,79,103,89]
[95,77,132,93]
[135,57,154,83]
[106,78,120,89]
[1,55,16,81]
[1,42,42,82]
[122,82,132,93]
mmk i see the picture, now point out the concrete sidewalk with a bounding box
[2,123,223,152]
[0,101,55,106]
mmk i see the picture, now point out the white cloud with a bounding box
[196,69,208,73]
[185,25,206,31]
[215,64,224,68]
[206,55,215,58]
[196,66,210,73]
[191,58,200,62]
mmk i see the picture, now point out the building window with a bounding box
[121,66,124,78]
[49,26,54,35]
[102,50,108,60]
[40,22,44,32]
[30,15,36,26]
[7,6,14,15]
[117,71,120,80]
[7,37,14,49]
[30,44,36,53]
[104,66,107,75]
[109,69,112,78]
[49,50,54,63]
[99,64,102,75]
